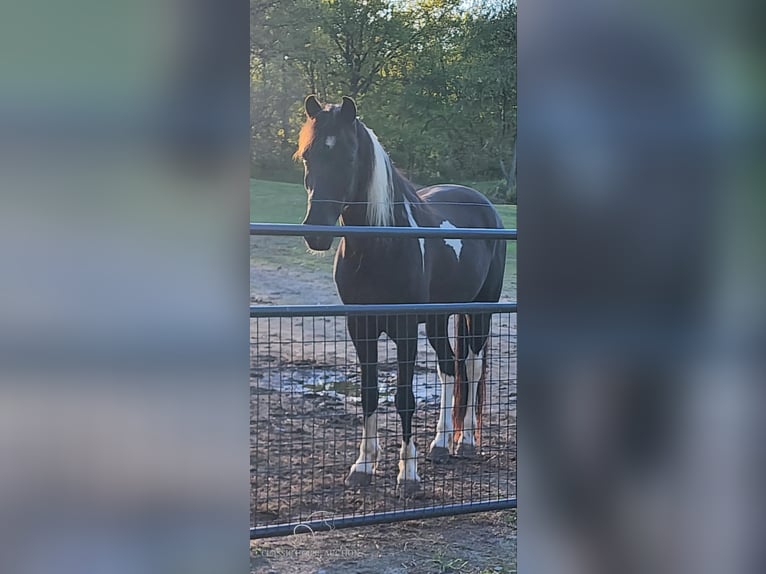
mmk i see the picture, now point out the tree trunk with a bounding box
[499,141,517,203]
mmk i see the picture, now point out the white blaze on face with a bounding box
[403,198,425,272]
[439,220,462,259]
[325,135,336,148]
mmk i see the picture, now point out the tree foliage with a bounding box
[251,0,517,203]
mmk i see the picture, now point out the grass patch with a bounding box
[250,178,516,294]
[250,179,335,273]
[251,179,308,223]
[430,554,470,573]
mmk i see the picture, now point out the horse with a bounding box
[295,95,506,497]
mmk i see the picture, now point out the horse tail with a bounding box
[452,313,469,442]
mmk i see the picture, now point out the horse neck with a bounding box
[341,171,419,228]
[390,172,421,224]
[341,123,420,228]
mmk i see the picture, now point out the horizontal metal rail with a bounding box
[250,222,517,240]
[250,301,517,318]
[251,497,517,539]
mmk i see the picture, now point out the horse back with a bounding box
[416,185,503,230]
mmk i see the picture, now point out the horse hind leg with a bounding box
[456,346,483,457]
[455,313,490,458]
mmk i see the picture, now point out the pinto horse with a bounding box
[296,95,506,496]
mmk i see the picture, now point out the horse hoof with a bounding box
[456,443,477,458]
[427,446,451,463]
[345,471,372,487]
[396,480,422,500]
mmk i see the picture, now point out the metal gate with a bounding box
[250,223,517,538]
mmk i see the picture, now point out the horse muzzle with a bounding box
[302,200,342,251]
[303,233,333,251]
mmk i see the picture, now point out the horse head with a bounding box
[295,95,360,251]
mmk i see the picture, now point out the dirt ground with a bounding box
[251,511,517,574]
[251,242,517,573]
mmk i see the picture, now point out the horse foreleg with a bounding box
[347,411,379,486]
[346,319,381,487]
[393,321,420,497]
[427,315,455,463]
[428,366,455,461]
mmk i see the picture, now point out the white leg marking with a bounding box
[403,198,425,272]
[429,368,455,452]
[325,135,336,148]
[459,349,482,447]
[439,220,462,259]
[349,413,380,476]
[465,348,482,387]
[397,437,420,483]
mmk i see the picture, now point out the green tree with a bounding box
[249,0,517,202]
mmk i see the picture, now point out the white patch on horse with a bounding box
[348,413,380,477]
[364,127,395,226]
[325,135,336,148]
[429,367,455,452]
[397,437,420,484]
[403,198,425,272]
[439,220,462,259]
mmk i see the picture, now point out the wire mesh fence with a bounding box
[250,225,516,538]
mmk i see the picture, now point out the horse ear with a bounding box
[305,95,322,119]
[340,96,357,123]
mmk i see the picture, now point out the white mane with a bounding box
[364,126,395,226]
